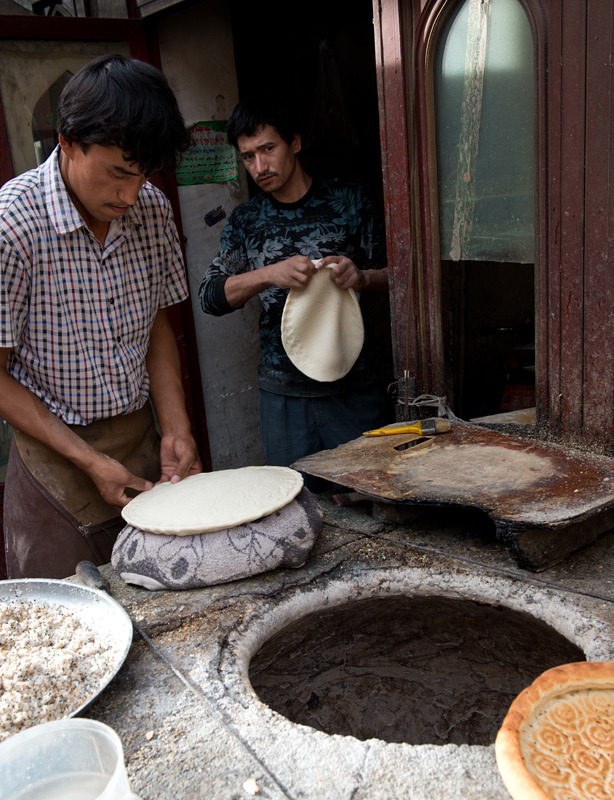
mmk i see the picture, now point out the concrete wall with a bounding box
[156,1,265,470]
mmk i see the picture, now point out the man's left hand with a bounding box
[157,432,202,485]
[316,256,366,290]
[316,257,389,294]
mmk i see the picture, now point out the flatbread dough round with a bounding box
[495,661,614,800]
[121,466,304,535]
[281,262,364,382]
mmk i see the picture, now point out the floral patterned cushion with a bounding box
[111,488,321,591]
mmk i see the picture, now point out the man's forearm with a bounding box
[360,266,389,293]
[0,352,105,475]
[146,309,192,436]
[146,308,202,481]
[224,266,275,308]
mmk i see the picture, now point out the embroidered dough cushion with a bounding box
[495,661,614,800]
[112,487,322,591]
[121,465,304,535]
[281,262,364,382]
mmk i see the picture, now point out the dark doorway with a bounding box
[229,0,383,211]
[441,259,535,420]
[229,0,394,413]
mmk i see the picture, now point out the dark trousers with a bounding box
[259,383,388,492]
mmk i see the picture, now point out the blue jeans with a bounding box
[259,384,388,492]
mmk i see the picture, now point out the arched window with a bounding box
[432,0,536,419]
[435,0,534,263]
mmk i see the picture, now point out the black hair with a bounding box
[56,54,191,176]
[226,94,300,149]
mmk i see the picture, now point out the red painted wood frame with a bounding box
[373,0,614,454]
[0,16,211,470]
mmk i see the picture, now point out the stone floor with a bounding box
[81,495,614,800]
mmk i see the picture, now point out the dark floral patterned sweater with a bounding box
[199,178,387,397]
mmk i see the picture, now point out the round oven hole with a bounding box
[249,594,584,746]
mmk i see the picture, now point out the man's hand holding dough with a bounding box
[317,255,389,293]
[265,255,316,289]
[225,255,316,307]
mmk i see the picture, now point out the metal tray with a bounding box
[0,578,133,718]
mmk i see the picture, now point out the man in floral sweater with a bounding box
[199,95,389,489]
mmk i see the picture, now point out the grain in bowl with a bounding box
[0,597,118,741]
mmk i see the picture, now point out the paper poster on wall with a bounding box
[176,121,238,185]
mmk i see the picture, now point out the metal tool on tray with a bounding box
[76,559,110,592]
[363,418,451,437]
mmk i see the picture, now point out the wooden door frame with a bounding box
[374,0,614,453]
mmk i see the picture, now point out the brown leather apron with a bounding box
[3,403,160,579]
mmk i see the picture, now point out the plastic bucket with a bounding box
[0,718,140,799]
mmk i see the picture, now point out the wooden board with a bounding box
[292,421,614,570]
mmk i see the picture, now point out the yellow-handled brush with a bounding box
[363,418,451,437]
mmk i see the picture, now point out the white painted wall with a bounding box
[156,1,265,470]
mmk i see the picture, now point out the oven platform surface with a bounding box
[80,495,614,800]
[293,421,614,570]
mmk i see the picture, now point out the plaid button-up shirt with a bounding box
[0,147,188,425]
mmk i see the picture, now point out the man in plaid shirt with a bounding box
[0,55,201,578]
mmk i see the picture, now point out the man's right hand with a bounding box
[224,256,316,307]
[263,256,316,289]
[86,452,154,509]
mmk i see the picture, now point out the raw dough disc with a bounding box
[281,262,364,382]
[495,661,614,800]
[121,466,304,536]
